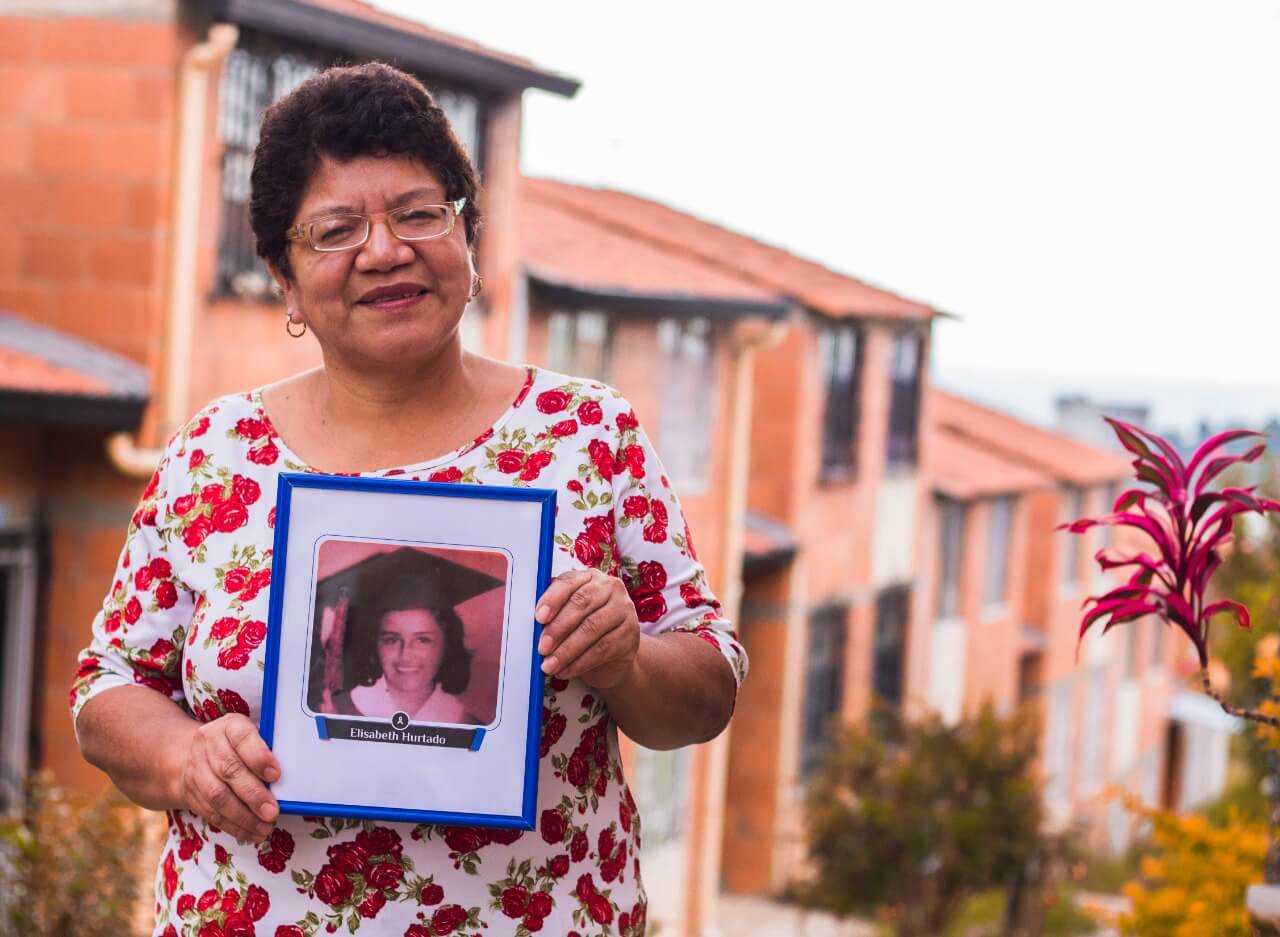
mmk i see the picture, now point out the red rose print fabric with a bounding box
[71,367,746,936]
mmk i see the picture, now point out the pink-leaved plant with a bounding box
[1059,418,1280,726]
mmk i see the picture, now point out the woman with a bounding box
[71,62,745,937]
[337,605,474,724]
[329,557,484,725]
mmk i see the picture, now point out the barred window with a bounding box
[214,39,482,301]
[629,747,689,848]
[818,324,860,479]
[872,585,910,707]
[886,330,923,467]
[936,496,967,620]
[546,310,612,382]
[983,495,1014,608]
[658,317,713,491]
[801,604,848,775]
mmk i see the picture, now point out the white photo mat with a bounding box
[260,474,554,828]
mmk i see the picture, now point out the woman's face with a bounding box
[377,608,446,696]
[271,153,474,373]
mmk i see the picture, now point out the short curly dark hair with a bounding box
[250,62,482,281]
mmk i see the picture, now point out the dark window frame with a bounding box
[818,323,862,482]
[657,317,714,491]
[1059,485,1086,590]
[886,330,924,467]
[545,308,614,384]
[983,495,1015,609]
[936,496,967,620]
[801,602,848,776]
[872,585,911,707]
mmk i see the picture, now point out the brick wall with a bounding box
[0,14,183,367]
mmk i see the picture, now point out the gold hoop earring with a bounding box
[286,315,307,338]
[469,274,484,300]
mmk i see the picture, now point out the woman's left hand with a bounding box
[535,569,640,689]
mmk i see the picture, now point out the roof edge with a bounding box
[526,176,944,321]
[209,0,580,96]
[0,390,147,431]
[526,270,790,322]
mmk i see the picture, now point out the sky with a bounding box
[378,0,1280,414]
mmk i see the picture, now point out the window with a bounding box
[629,747,689,847]
[1044,679,1074,816]
[1077,668,1108,798]
[658,318,713,490]
[1149,616,1166,671]
[936,496,967,620]
[215,40,481,300]
[886,331,923,466]
[801,604,847,775]
[873,586,910,707]
[216,45,322,299]
[1059,486,1085,590]
[0,533,38,813]
[1101,481,1120,549]
[546,310,612,382]
[983,496,1014,609]
[818,325,860,478]
[1124,616,1142,680]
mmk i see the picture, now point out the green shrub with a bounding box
[796,703,1047,937]
[0,772,149,937]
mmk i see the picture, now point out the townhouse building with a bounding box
[505,177,957,896]
[924,389,1235,850]
[1,2,1237,933]
[0,3,796,935]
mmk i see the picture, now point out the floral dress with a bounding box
[70,367,747,937]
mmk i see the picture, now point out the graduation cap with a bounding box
[315,546,504,618]
[309,547,504,704]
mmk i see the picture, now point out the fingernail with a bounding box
[535,604,550,623]
[264,767,280,783]
[538,636,552,655]
[541,657,556,674]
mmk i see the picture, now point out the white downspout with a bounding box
[107,23,239,478]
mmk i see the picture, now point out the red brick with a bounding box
[0,284,56,323]
[97,125,168,180]
[31,125,99,174]
[56,178,130,229]
[54,284,156,360]
[0,18,37,64]
[91,235,158,285]
[21,230,88,280]
[0,174,41,225]
[0,65,67,121]
[0,123,31,173]
[65,68,138,122]
[126,182,168,230]
[0,227,19,278]
[36,19,179,69]
[133,72,176,123]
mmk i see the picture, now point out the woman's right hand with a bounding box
[173,714,281,844]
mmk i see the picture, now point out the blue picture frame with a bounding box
[258,472,556,830]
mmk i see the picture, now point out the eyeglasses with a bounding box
[286,197,467,252]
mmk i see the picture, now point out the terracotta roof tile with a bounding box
[312,0,546,72]
[294,0,578,93]
[520,179,781,306]
[0,346,110,396]
[931,427,1055,499]
[930,388,1132,487]
[524,177,939,322]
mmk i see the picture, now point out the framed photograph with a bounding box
[259,473,556,830]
